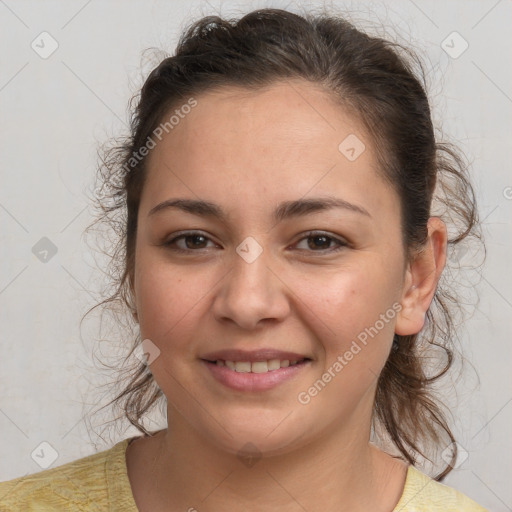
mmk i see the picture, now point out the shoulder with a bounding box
[0,437,138,511]
[393,465,489,512]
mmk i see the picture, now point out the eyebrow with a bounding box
[147,196,371,222]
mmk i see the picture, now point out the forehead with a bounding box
[160,80,362,155]
[141,80,397,222]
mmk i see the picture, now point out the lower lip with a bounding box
[202,360,310,392]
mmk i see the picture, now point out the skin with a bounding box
[125,79,447,512]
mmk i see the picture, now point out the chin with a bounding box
[195,413,310,459]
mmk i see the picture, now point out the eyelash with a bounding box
[162,230,348,255]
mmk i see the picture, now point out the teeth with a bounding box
[235,361,251,373]
[215,358,303,373]
[251,361,269,373]
[267,359,281,371]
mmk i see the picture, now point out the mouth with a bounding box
[200,349,312,391]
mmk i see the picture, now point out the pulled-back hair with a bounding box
[84,7,483,480]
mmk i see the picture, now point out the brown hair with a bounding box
[84,7,483,480]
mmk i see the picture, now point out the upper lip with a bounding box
[201,348,310,362]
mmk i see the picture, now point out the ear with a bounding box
[395,217,447,336]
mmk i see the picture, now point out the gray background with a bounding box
[1,1,511,510]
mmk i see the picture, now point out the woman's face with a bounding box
[133,80,409,456]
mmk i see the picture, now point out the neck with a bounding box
[135,409,407,512]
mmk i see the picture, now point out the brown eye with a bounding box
[164,232,218,252]
[295,232,347,253]
[182,234,209,249]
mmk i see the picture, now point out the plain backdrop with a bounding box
[1,0,511,510]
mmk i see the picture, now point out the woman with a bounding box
[0,7,488,511]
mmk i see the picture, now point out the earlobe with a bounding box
[395,277,425,336]
[394,217,447,336]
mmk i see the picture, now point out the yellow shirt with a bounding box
[0,436,489,511]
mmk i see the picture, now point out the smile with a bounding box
[202,358,311,392]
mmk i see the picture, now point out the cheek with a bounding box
[292,262,399,363]
[133,254,203,350]
[292,265,400,416]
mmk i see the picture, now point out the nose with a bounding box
[211,245,290,330]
